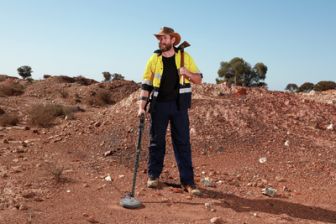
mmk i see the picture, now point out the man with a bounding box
[138,27,203,196]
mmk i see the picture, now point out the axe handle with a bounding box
[181,49,185,85]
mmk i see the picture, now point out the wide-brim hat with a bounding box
[154,26,181,46]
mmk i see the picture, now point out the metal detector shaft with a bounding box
[130,113,145,197]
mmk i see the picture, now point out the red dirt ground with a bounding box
[0,76,335,224]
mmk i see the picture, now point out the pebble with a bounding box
[259,157,267,163]
[104,175,112,182]
[87,216,99,223]
[210,217,222,224]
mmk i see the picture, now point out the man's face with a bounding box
[158,35,175,52]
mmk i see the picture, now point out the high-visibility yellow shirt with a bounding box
[141,49,200,89]
[141,48,202,111]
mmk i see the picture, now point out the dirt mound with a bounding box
[298,89,336,105]
[23,77,139,106]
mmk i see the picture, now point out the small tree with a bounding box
[217,58,267,87]
[298,82,314,92]
[285,83,299,92]
[102,72,111,82]
[313,81,336,92]
[253,63,268,81]
[17,66,32,79]
[111,73,124,81]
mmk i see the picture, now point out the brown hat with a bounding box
[154,26,181,46]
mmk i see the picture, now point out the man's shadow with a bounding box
[201,188,336,223]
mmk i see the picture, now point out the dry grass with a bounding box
[28,104,80,127]
[0,81,24,97]
[73,76,97,85]
[45,162,65,183]
[59,88,69,98]
[87,89,115,106]
[53,75,97,85]
[51,166,64,183]
[54,75,76,83]
[0,113,19,127]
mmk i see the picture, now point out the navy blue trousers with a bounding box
[148,101,195,186]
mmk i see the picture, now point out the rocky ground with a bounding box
[0,76,335,224]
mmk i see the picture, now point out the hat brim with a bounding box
[154,32,181,46]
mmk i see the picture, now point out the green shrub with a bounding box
[314,81,336,92]
[298,82,314,92]
[285,83,299,92]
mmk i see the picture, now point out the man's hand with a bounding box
[137,90,150,117]
[179,67,202,85]
[179,67,190,79]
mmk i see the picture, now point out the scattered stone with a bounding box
[205,202,213,210]
[160,198,170,203]
[282,186,291,192]
[19,204,28,210]
[97,185,105,190]
[210,217,222,224]
[87,216,99,223]
[15,147,27,153]
[104,150,114,157]
[104,175,112,182]
[53,138,63,143]
[216,180,224,185]
[275,176,286,182]
[190,128,196,136]
[201,176,215,187]
[185,195,193,200]
[11,165,22,173]
[34,197,44,202]
[284,140,289,147]
[259,157,267,163]
[22,141,28,147]
[118,174,125,179]
[326,123,333,130]
[252,212,258,217]
[262,187,277,197]
[94,122,101,128]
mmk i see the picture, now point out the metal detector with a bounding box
[120,113,145,209]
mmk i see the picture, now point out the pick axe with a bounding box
[177,41,190,85]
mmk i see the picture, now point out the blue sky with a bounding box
[0,0,335,90]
